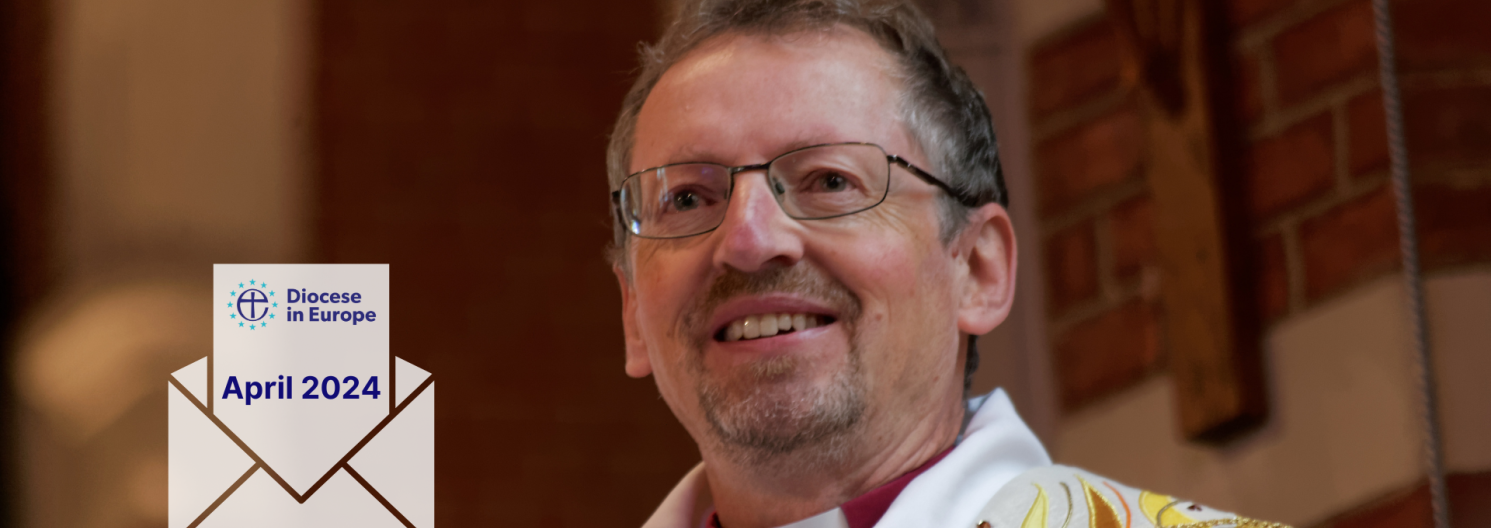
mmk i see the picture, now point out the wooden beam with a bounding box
[1105,0,1266,442]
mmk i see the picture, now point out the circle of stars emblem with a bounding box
[228,279,278,330]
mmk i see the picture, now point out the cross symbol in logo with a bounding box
[236,289,271,322]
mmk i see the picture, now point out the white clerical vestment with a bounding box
[642,390,1273,528]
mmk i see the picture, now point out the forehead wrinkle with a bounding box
[634,27,909,172]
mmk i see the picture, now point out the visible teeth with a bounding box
[720,312,829,341]
[760,314,779,336]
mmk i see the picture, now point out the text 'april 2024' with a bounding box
[220,375,382,405]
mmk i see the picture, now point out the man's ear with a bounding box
[955,203,1017,336]
[615,264,653,378]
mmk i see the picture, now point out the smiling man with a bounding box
[606,1,1277,527]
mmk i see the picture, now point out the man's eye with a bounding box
[670,191,703,211]
[814,172,852,192]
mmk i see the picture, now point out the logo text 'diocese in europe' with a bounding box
[226,280,381,331]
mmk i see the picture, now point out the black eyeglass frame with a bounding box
[610,142,980,240]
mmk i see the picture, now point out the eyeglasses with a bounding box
[612,142,977,239]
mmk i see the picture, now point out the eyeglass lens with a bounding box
[618,144,891,238]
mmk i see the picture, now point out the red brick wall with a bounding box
[1309,470,1491,528]
[1030,0,1491,413]
[314,1,697,525]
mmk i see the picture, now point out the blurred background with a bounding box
[0,0,1487,526]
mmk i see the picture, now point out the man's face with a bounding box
[619,28,970,462]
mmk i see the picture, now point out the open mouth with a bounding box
[714,313,838,342]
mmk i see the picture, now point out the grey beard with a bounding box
[698,351,866,467]
[680,263,867,466]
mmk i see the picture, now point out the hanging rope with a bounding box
[1369,1,1449,527]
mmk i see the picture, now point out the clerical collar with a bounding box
[707,446,955,528]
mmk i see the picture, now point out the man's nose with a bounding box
[711,172,804,273]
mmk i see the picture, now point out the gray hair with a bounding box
[606,0,1007,253]
[606,0,1007,393]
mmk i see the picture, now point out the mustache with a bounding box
[679,263,862,348]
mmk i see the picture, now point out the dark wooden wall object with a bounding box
[1104,0,1267,442]
[0,0,52,323]
[1,0,51,521]
[314,1,699,524]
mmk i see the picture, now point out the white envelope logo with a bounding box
[168,355,434,528]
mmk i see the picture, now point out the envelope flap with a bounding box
[172,356,209,406]
[394,357,430,408]
[198,468,405,528]
[349,381,434,528]
[168,379,255,528]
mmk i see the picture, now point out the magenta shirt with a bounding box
[709,447,954,528]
